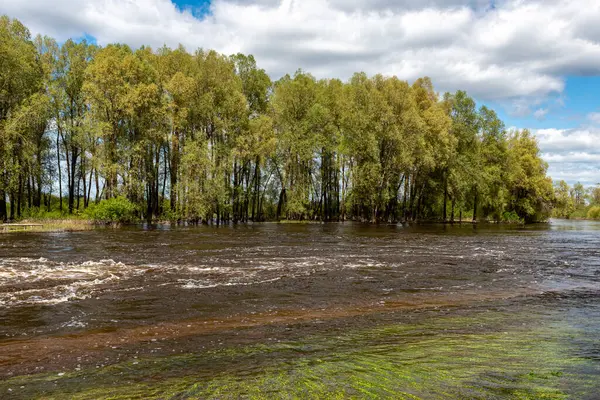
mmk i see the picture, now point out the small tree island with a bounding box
[1,15,554,226]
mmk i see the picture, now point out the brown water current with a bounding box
[0,219,599,399]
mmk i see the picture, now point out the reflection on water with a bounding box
[0,219,599,398]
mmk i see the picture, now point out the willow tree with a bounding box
[47,39,97,213]
[506,129,553,222]
[178,50,247,223]
[157,45,194,215]
[478,106,508,221]
[342,73,381,221]
[84,44,133,200]
[0,15,557,224]
[444,90,480,222]
[552,180,574,218]
[231,53,272,222]
[409,77,453,221]
[271,71,321,220]
[376,76,423,222]
[0,16,46,220]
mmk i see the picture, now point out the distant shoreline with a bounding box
[0,217,547,234]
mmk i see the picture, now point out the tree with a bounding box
[506,129,554,223]
[571,182,586,208]
[444,91,479,222]
[588,185,600,205]
[0,16,46,220]
[49,38,96,213]
[553,180,574,218]
[0,15,557,224]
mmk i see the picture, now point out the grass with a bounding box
[0,217,94,233]
[277,219,324,224]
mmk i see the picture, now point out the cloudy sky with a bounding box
[2,0,600,185]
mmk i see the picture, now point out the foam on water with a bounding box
[0,258,143,306]
[0,255,413,305]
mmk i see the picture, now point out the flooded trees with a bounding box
[0,16,48,221]
[0,15,555,224]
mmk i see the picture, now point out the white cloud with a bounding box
[533,108,548,120]
[537,128,600,154]
[588,112,600,125]
[1,0,599,105]
[536,127,600,185]
[4,0,600,183]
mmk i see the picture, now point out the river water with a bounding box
[0,219,599,399]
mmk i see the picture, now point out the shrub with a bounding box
[587,206,600,220]
[85,197,139,224]
[502,211,524,224]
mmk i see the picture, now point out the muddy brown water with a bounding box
[1,219,599,398]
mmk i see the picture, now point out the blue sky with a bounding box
[490,76,600,131]
[173,0,211,17]
[2,0,600,185]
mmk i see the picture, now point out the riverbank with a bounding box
[0,218,94,233]
[0,216,537,234]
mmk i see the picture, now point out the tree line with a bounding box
[0,15,555,224]
[553,180,600,219]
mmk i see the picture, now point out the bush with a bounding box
[85,197,139,224]
[587,206,600,220]
[502,211,524,224]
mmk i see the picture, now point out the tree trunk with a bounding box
[68,148,78,214]
[9,191,15,220]
[17,173,23,219]
[276,188,286,220]
[57,131,63,212]
[443,176,448,221]
[0,191,7,222]
[27,175,32,210]
[86,168,93,208]
[170,130,179,212]
[95,169,100,204]
[76,172,81,211]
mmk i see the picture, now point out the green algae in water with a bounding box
[3,311,598,399]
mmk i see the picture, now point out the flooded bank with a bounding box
[1,220,599,398]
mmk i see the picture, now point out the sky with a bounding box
[2,0,600,186]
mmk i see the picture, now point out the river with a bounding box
[1,219,599,399]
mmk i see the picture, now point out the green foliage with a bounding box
[502,210,524,224]
[587,206,600,220]
[85,197,139,224]
[551,181,599,220]
[0,15,558,224]
[552,180,575,218]
[589,186,600,205]
[504,129,554,223]
[22,208,66,220]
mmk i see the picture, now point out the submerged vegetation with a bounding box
[1,15,554,225]
[0,310,595,399]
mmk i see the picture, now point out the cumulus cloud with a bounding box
[1,0,599,105]
[536,127,600,185]
[588,112,600,125]
[3,0,600,184]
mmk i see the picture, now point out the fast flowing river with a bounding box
[0,220,599,399]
